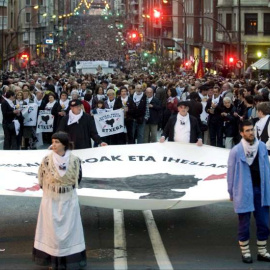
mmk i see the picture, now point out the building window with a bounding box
[245,13,257,35]
[38,0,43,5]
[264,14,270,35]
[226,14,232,31]
[26,0,31,5]
[26,12,31,23]
[218,14,222,30]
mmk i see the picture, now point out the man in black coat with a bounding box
[57,99,107,149]
[205,86,224,147]
[132,84,146,144]
[144,87,162,143]
[1,90,23,150]
[160,101,202,145]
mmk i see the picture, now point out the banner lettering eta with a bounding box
[0,143,230,210]
[94,109,124,137]
[21,104,38,126]
[36,110,54,133]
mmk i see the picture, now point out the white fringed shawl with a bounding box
[38,152,80,199]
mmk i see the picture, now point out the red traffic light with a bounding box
[229,57,235,64]
[129,31,138,39]
[21,54,29,60]
[153,9,161,19]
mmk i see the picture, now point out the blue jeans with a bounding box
[238,186,270,241]
[133,120,145,144]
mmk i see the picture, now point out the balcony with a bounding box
[216,30,238,44]
[218,0,270,7]
[217,0,233,7]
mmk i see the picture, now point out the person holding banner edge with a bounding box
[57,99,107,149]
[160,101,203,146]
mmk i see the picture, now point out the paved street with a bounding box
[1,194,269,270]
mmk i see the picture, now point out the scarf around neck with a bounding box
[68,109,83,125]
[212,95,221,105]
[241,138,259,165]
[52,150,70,177]
[45,100,56,110]
[107,99,115,109]
[133,92,143,106]
[60,99,70,110]
[121,96,128,107]
[255,115,270,137]
[178,112,189,125]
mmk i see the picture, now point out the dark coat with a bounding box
[220,105,237,137]
[146,97,162,125]
[187,100,203,124]
[113,96,136,121]
[57,112,102,149]
[51,101,70,132]
[1,99,17,124]
[132,94,147,124]
[155,86,167,108]
[162,114,202,143]
[205,97,223,124]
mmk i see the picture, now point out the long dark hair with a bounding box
[51,132,74,150]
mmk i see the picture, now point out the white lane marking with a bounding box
[143,210,174,270]
[114,209,128,270]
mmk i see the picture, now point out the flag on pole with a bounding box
[196,58,204,79]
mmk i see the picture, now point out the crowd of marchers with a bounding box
[1,69,270,151]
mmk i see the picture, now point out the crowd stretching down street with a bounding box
[1,43,270,150]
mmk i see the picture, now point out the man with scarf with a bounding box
[159,101,202,145]
[1,90,23,150]
[227,120,270,264]
[205,85,223,147]
[132,84,146,144]
[57,99,107,149]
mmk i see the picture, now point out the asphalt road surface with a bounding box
[1,195,270,270]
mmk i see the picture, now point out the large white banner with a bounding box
[0,143,230,210]
[94,109,124,137]
[36,110,54,133]
[21,104,38,126]
[76,61,109,69]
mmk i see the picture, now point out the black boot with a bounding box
[239,240,253,263]
[257,240,270,262]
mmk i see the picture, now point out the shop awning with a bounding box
[251,58,270,70]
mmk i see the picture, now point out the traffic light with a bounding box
[143,52,148,57]
[228,56,235,65]
[153,9,161,19]
[153,8,162,28]
[21,54,29,61]
[20,53,29,68]
[151,57,156,63]
[129,31,138,40]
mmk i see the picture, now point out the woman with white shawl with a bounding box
[33,131,87,270]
